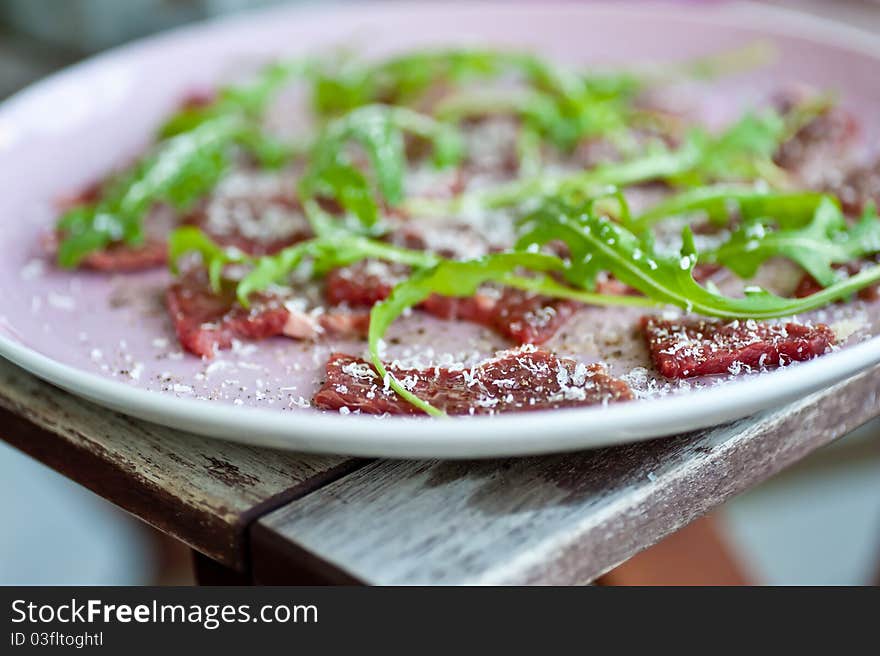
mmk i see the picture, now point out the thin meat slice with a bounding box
[179,89,216,110]
[313,347,634,416]
[185,170,313,257]
[167,269,368,357]
[482,289,580,345]
[325,260,409,306]
[774,105,858,173]
[418,289,576,345]
[69,183,310,271]
[42,230,169,271]
[48,230,170,271]
[326,261,579,345]
[166,270,290,357]
[641,316,836,379]
[81,241,169,271]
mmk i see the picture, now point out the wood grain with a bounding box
[253,365,880,585]
[0,358,362,570]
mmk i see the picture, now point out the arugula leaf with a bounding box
[310,44,767,119]
[313,49,645,158]
[516,197,880,319]
[632,185,831,231]
[677,42,775,81]
[634,187,878,287]
[299,105,462,232]
[516,55,646,152]
[159,62,307,169]
[436,85,632,154]
[167,225,251,292]
[703,199,880,286]
[673,111,787,185]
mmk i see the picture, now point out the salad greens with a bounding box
[299,104,461,233]
[171,186,880,417]
[57,61,308,267]
[158,61,307,138]
[58,115,245,267]
[514,195,880,318]
[55,46,792,266]
[411,109,794,216]
[310,49,643,119]
[702,199,880,285]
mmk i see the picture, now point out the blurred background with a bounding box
[0,0,879,585]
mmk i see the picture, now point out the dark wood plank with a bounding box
[0,357,362,570]
[253,365,880,585]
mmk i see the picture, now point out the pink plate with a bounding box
[1,1,879,457]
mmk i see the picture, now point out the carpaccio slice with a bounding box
[166,269,368,357]
[313,347,634,416]
[77,240,169,271]
[477,289,580,345]
[641,316,837,379]
[324,260,409,307]
[185,171,313,257]
[45,227,171,271]
[325,260,578,344]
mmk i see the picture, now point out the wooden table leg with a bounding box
[192,550,253,586]
[597,515,751,586]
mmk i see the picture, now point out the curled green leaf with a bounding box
[517,196,880,319]
[702,198,880,286]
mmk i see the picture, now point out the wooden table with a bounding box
[1,355,878,585]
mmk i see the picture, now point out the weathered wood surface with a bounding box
[253,364,880,585]
[0,357,361,570]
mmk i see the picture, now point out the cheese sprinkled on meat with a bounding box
[641,316,837,379]
[314,346,633,415]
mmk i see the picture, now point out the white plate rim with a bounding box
[1,0,879,459]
